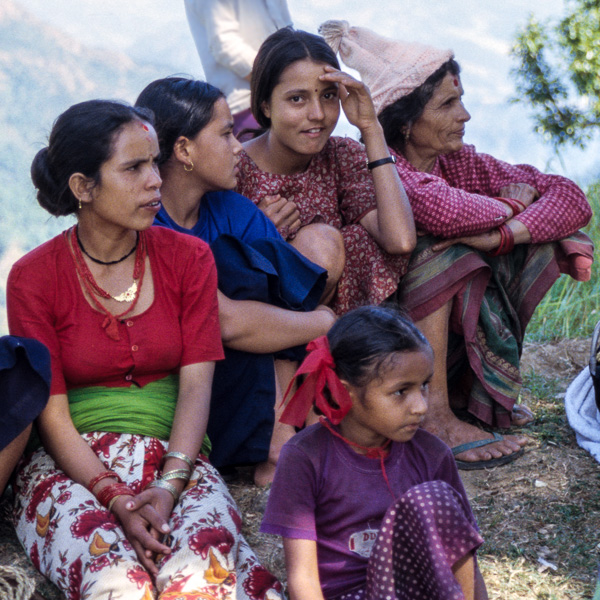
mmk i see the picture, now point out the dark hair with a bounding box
[251,26,340,129]
[135,77,225,165]
[379,58,461,153]
[31,100,153,217]
[328,305,430,388]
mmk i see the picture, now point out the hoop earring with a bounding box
[184,160,194,172]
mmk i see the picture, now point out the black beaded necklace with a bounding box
[76,227,139,266]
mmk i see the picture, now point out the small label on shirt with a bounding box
[348,529,379,557]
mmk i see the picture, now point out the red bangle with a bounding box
[87,471,121,492]
[488,224,515,256]
[97,482,135,509]
[495,197,524,216]
[512,197,527,212]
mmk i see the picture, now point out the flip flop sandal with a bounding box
[452,432,524,471]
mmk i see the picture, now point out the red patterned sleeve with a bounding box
[333,138,378,224]
[439,145,592,243]
[393,148,509,238]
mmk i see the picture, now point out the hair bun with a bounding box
[30,147,63,215]
[318,20,350,55]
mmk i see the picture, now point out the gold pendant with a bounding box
[112,281,137,303]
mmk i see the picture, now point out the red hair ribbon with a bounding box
[280,336,354,427]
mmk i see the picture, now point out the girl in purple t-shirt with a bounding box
[262,305,488,600]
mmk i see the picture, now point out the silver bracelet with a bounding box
[163,451,194,470]
[161,469,191,482]
[147,479,179,501]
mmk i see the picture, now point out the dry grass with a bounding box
[459,338,599,600]
[1,338,598,599]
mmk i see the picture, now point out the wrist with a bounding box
[314,307,335,333]
[88,470,121,493]
[359,121,385,144]
[147,479,180,503]
[495,196,526,217]
[96,482,136,510]
[487,224,515,256]
[162,451,194,473]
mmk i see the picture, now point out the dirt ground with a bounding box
[1,338,598,599]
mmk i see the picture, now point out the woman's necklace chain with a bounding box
[66,226,147,341]
[76,227,139,266]
[72,226,143,303]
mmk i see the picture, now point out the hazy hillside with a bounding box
[0,0,184,331]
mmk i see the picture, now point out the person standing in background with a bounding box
[184,0,292,138]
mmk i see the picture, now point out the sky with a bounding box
[12,0,600,182]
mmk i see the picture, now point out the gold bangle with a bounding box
[108,494,126,512]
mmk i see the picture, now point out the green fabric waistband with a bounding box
[66,375,211,456]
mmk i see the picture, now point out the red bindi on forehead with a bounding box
[137,121,153,143]
[452,77,459,87]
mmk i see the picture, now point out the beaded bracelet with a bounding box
[87,471,121,492]
[161,469,191,482]
[147,479,179,501]
[487,224,515,256]
[97,482,135,509]
[163,451,194,471]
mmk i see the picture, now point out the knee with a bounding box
[292,224,345,282]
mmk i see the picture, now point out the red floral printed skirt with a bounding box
[12,432,284,600]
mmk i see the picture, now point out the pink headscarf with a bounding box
[319,20,454,115]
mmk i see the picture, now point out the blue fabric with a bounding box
[155,191,326,467]
[0,336,51,450]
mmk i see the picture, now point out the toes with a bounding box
[511,404,535,426]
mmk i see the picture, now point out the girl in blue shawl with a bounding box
[136,77,336,485]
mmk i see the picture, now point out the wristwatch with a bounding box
[366,155,397,170]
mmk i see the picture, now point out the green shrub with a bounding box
[526,181,600,341]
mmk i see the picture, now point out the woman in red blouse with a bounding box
[321,20,593,470]
[7,100,283,599]
[236,26,416,315]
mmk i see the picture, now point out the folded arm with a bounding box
[218,291,335,353]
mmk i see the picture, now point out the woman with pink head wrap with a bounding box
[320,20,593,470]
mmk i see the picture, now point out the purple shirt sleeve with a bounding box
[261,443,319,541]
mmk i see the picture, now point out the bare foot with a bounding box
[423,408,528,464]
[254,461,276,487]
[253,422,296,487]
[511,403,534,427]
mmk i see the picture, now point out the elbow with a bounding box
[582,202,593,227]
[380,233,417,255]
[219,314,245,347]
[219,322,236,346]
[217,294,241,346]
